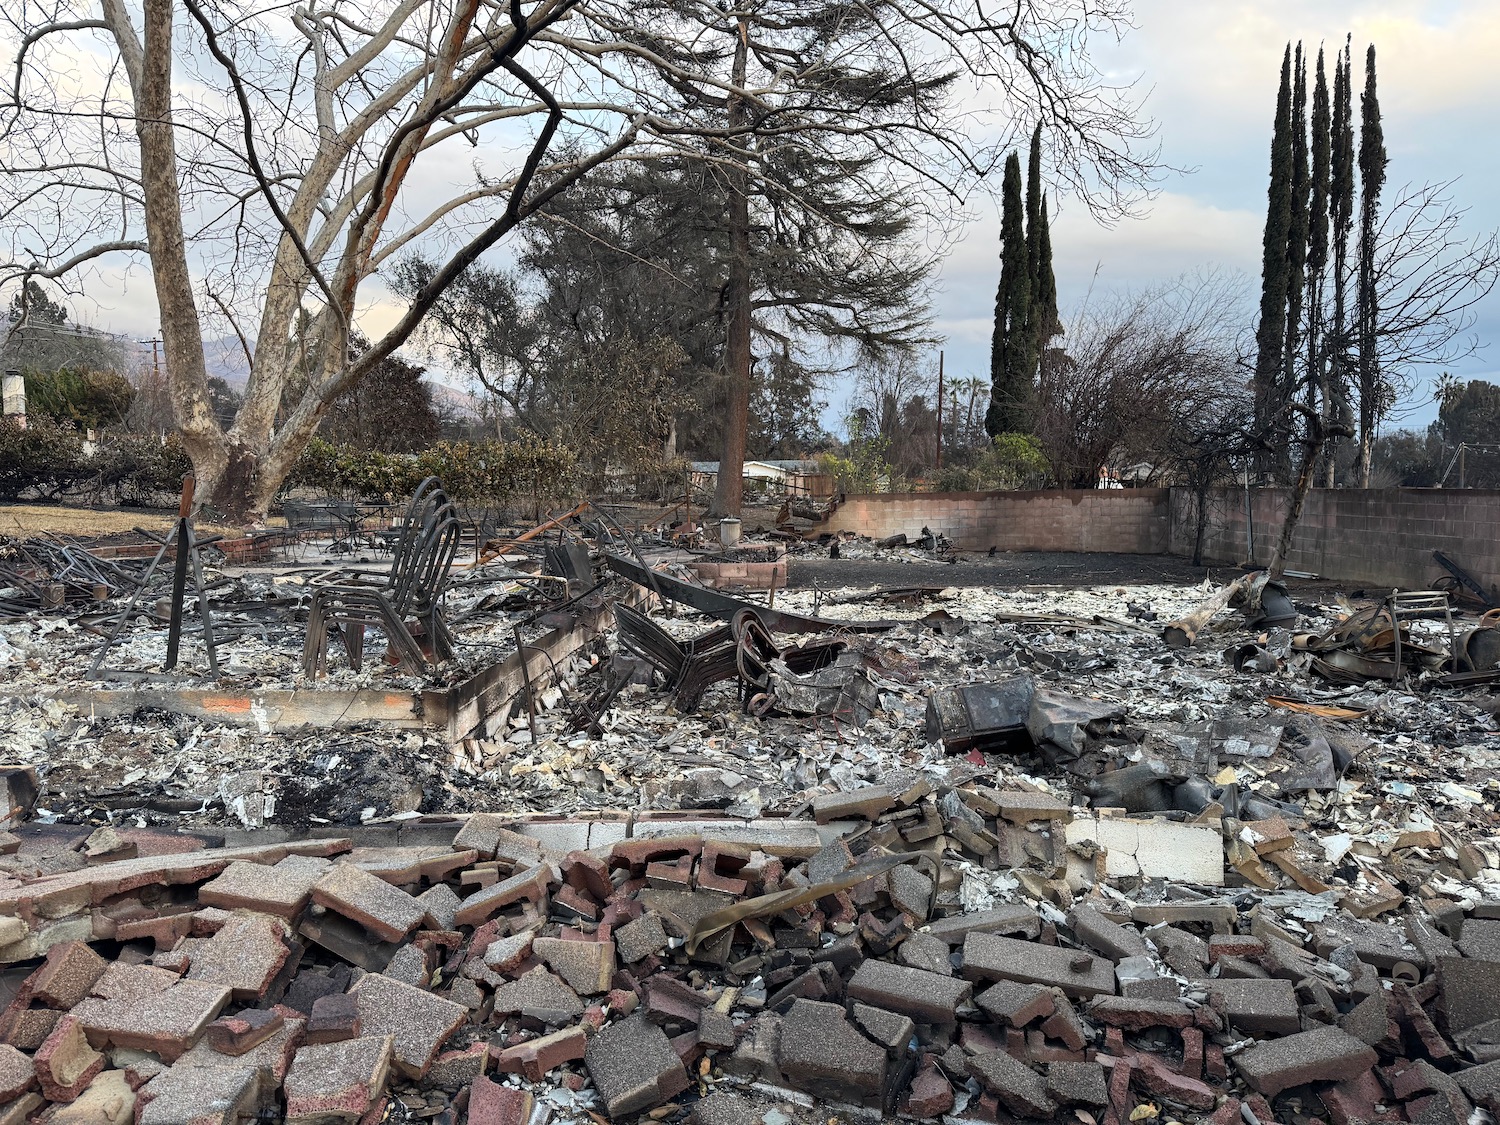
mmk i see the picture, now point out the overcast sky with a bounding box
[925,0,1500,435]
[48,0,1500,438]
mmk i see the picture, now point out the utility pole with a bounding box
[935,350,945,471]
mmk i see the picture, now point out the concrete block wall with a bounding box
[1167,486,1500,596]
[818,489,1171,554]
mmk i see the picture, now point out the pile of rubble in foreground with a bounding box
[0,773,1497,1125]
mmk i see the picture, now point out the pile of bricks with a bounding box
[0,787,1496,1124]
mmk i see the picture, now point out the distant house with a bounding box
[690,459,833,498]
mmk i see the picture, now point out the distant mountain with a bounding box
[199,335,481,419]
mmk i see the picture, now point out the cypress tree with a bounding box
[1306,47,1331,468]
[1253,45,1295,478]
[1327,39,1356,483]
[1282,44,1311,473]
[1033,195,1061,356]
[1026,124,1062,361]
[986,151,1033,436]
[1355,43,1386,486]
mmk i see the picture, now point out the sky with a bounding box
[30,0,1500,439]
[923,0,1500,436]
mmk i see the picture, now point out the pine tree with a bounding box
[986,151,1033,436]
[1253,45,1295,478]
[1281,43,1311,481]
[1355,43,1387,486]
[1306,46,1332,469]
[1326,39,1356,483]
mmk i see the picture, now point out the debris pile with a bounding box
[0,752,1489,1125]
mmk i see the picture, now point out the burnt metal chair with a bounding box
[302,478,461,677]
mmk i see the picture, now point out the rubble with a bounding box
[0,514,1496,1122]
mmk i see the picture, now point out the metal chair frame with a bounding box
[302,478,461,677]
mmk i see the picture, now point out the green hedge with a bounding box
[0,425,581,512]
[287,436,578,509]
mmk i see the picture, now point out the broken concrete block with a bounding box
[35,1014,104,1102]
[903,1058,955,1117]
[43,1068,134,1124]
[383,943,430,989]
[897,931,954,976]
[493,1024,589,1081]
[967,1049,1056,1119]
[183,911,295,1001]
[962,932,1115,999]
[206,1009,284,1057]
[615,913,670,964]
[283,1035,394,1123]
[996,790,1072,824]
[27,941,108,1010]
[1088,996,1194,1030]
[811,786,898,824]
[1233,1025,1378,1097]
[887,864,933,921]
[347,974,466,1079]
[468,1076,535,1125]
[1205,977,1301,1037]
[847,959,971,1025]
[451,864,555,927]
[851,1002,914,1054]
[533,936,614,996]
[777,999,889,1104]
[490,968,584,1026]
[307,993,360,1044]
[1046,1060,1108,1107]
[584,1013,690,1118]
[1067,904,1149,962]
[72,979,232,1061]
[135,1062,259,1125]
[415,884,461,931]
[1065,814,1224,885]
[311,863,425,943]
[924,905,1041,945]
[0,1045,32,1104]
[198,857,326,920]
[1437,955,1500,1035]
[976,980,1055,1027]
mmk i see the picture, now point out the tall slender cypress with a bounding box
[1253,45,1295,478]
[1355,44,1386,486]
[986,152,1033,436]
[1279,44,1311,480]
[1326,39,1355,483]
[1026,123,1044,311]
[1034,196,1061,353]
[1306,47,1331,467]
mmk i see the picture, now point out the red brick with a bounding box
[491,1025,588,1081]
[468,1077,533,1125]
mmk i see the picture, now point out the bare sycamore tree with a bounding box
[1,0,1157,522]
[1034,270,1247,487]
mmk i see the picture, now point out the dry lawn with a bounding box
[0,504,275,541]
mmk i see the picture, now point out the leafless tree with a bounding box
[1345,180,1500,480]
[1,0,1159,522]
[1034,270,1248,487]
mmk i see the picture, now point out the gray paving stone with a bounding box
[584,1013,690,1118]
[961,932,1115,999]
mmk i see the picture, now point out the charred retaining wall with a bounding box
[817,486,1500,596]
[817,489,1171,554]
[1170,486,1500,597]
